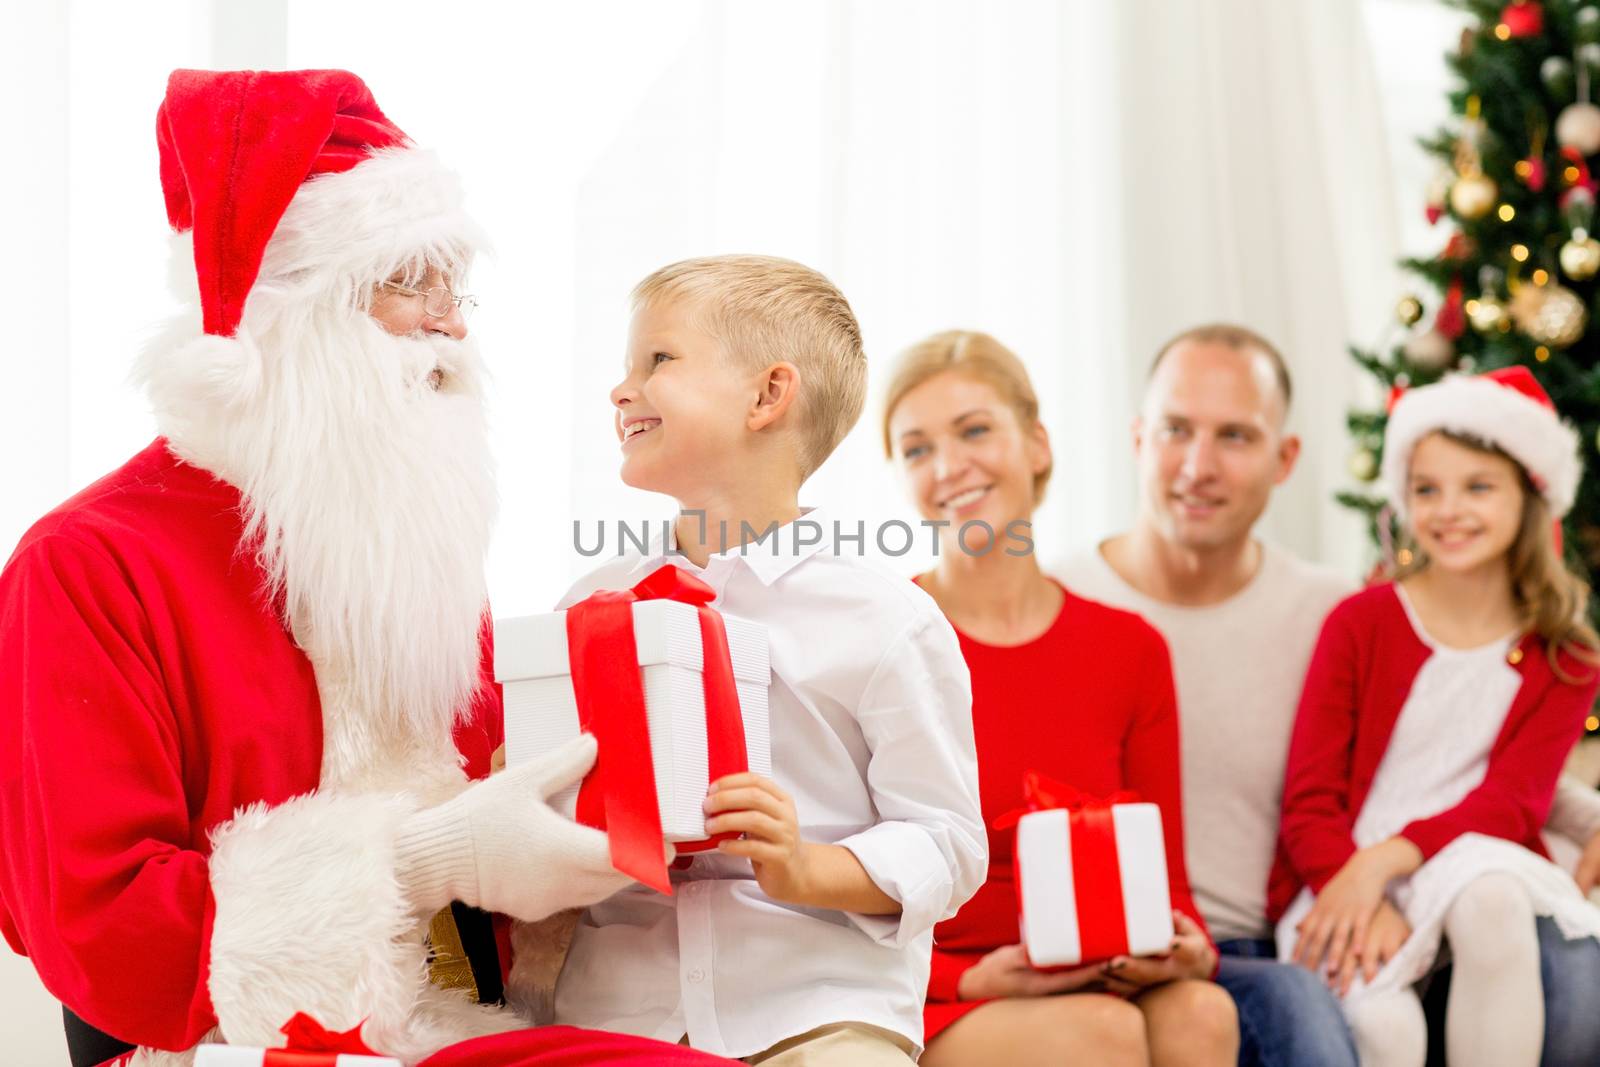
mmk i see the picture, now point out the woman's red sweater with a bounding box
[923,582,1210,1042]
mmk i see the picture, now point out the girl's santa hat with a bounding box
[156,68,482,338]
[1381,365,1582,519]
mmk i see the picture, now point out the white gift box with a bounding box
[494,599,771,842]
[194,1045,400,1066]
[1015,803,1175,967]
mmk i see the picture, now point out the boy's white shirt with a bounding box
[548,507,987,1058]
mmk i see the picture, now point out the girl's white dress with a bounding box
[1275,586,1600,1001]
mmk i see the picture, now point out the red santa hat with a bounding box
[1381,365,1583,519]
[156,68,479,338]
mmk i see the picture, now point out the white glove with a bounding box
[394,733,636,921]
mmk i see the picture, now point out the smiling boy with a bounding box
[552,255,987,1065]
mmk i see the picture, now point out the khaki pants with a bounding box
[743,1023,918,1066]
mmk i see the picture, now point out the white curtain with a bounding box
[285,0,1402,610]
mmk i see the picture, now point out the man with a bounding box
[0,70,728,1067]
[1058,323,1600,1067]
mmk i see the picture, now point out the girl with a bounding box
[1272,367,1600,1067]
[883,330,1238,1067]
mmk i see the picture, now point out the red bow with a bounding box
[991,770,1138,830]
[279,1013,380,1054]
[565,564,749,894]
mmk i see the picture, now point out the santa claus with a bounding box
[0,69,728,1067]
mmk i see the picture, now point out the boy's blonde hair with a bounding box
[631,255,866,481]
[880,329,1053,504]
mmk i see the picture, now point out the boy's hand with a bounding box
[704,772,813,903]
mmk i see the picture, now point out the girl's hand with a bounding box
[1330,900,1411,995]
[704,772,812,903]
[956,944,1107,1000]
[1099,911,1216,993]
[1293,838,1421,976]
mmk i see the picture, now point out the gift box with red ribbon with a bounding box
[999,771,1175,968]
[194,1013,400,1066]
[495,564,771,894]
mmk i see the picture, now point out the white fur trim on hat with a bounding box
[1381,373,1583,518]
[158,145,485,335]
[259,145,488,291]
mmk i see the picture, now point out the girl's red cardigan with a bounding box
[1267,582,1598,924]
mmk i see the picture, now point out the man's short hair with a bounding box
[1148,323,1292,412]
[632,255,866,480]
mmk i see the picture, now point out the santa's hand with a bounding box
[393,733,634,921]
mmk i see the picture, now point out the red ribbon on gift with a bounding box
[195,1014,386,1066]
[565,564,750,894]
[996,771,1140,966]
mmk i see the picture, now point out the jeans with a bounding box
[1216,938,1359,1067]
[1420,915,1600,1067]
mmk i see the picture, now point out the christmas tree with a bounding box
[1342,0,1600,657]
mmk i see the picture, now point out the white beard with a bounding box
[138,297,497,790]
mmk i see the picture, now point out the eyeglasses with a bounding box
[379,280,479,320]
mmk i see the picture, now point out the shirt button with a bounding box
[688,968,706,983]
[1508,647,1524,665]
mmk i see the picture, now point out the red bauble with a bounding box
[1500,1,1544,38]
[1442,231,1477,261]
[1519,156,1548,191]
[1435,277,1466,341]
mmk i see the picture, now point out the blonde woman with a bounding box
[883,331,1238,1067]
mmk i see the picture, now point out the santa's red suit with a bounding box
[0,69,731,1067]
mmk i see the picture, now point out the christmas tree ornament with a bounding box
[1403,328,1456,370]
[1543,55,1576,99]
[1425,168,1452,224]
[1513,281,1588,346]
[1349,448,1379,482]
[1467,292,1511,332]
[1581,41,1600,78]
[1556,102,1600,154]
[1499,1,1544,39]
[1563,179,1598,220]
[1517,156,1548,191]
[1443,231,1478,261]
[1396,294,1424,327]
[1561,231,1600,279]
[1435,277,1467,340]
[1450,174,1498,218]
[1452,98,1499,219]
[1579,6,1600,44]
[1518,120,1548,192]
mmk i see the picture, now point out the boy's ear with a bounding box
[748,362,802,432]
